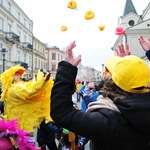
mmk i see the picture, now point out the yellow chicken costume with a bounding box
[0,65,53,134]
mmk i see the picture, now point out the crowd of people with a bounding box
[0,36,150,150]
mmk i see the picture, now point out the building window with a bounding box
[52,64,56,71]
[7,48,11,61]
[41,61,43,69]
[0,43,2,59]
[58,54,60,61]
[0,17,3,30]
[29,55,32,66]
[52,53,56,60]
[17,12,20,21]
[23,53,26,62]
[17,50,20,61]
[24,35,26,42]
[7,2,11,12]
[38,60,40,68]
[35,58,37,68]
[29,39,32,45]
[24,18,26,26]
[7,24,11,32]
[34,42,36,49]
[128,20,135,26]
[29,23,32,32]
[44,62,45,69]
[18,31,21,40]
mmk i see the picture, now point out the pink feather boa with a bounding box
[0,118,40,150]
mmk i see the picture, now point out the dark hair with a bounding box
[99,76,131,100]
[95,80,104,92]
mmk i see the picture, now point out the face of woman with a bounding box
[14,72,22,82]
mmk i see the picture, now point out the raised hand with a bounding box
[115,43,130,57]
[65,41,81,67]
[138,36,150,52]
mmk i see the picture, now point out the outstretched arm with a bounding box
[115,43,130,57]
[65,41,81,66]
[138,36,150,52]
[138,36,150,60]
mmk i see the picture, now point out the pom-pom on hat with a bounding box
[111,55,149,93]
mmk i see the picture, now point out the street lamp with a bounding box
[1,48,7,72]
[102,64,104,71]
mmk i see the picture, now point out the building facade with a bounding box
[45,46,65,79]
[32,36,46,78]
[0,0,33,76]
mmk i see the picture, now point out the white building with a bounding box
[0,0,33,76]
[113,0,150,66]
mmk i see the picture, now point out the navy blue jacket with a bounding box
[146,50,150,60]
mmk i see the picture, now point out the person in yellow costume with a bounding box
[0,65,53,135]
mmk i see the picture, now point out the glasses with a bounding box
[89,88,94,90]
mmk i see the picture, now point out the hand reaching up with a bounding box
[115,43,130,57]
[138,36,150,52]
[65,41,81,67]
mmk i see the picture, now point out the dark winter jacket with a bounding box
[51,61,150,150]
[146,50,150,60]
[37,120,62,143]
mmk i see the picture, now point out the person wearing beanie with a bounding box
[51,41,150,150]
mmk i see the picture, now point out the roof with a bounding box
[123,0,137,16]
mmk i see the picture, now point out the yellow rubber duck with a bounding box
[61,25,68,32]
[85,10,95,20]
[98,25,105,31]
[68,0,77,9]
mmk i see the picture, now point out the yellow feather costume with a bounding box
[0,65,53,134]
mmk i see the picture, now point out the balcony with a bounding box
[22,42,33,50]
[14,61,28,69]
[5,32,20,44]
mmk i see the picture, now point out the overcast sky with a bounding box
[14,0,149,71]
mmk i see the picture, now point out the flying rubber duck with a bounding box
[67,0,77,9]
[61,26,68,32]
[85,10,95,20]
[98,25,105,31]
